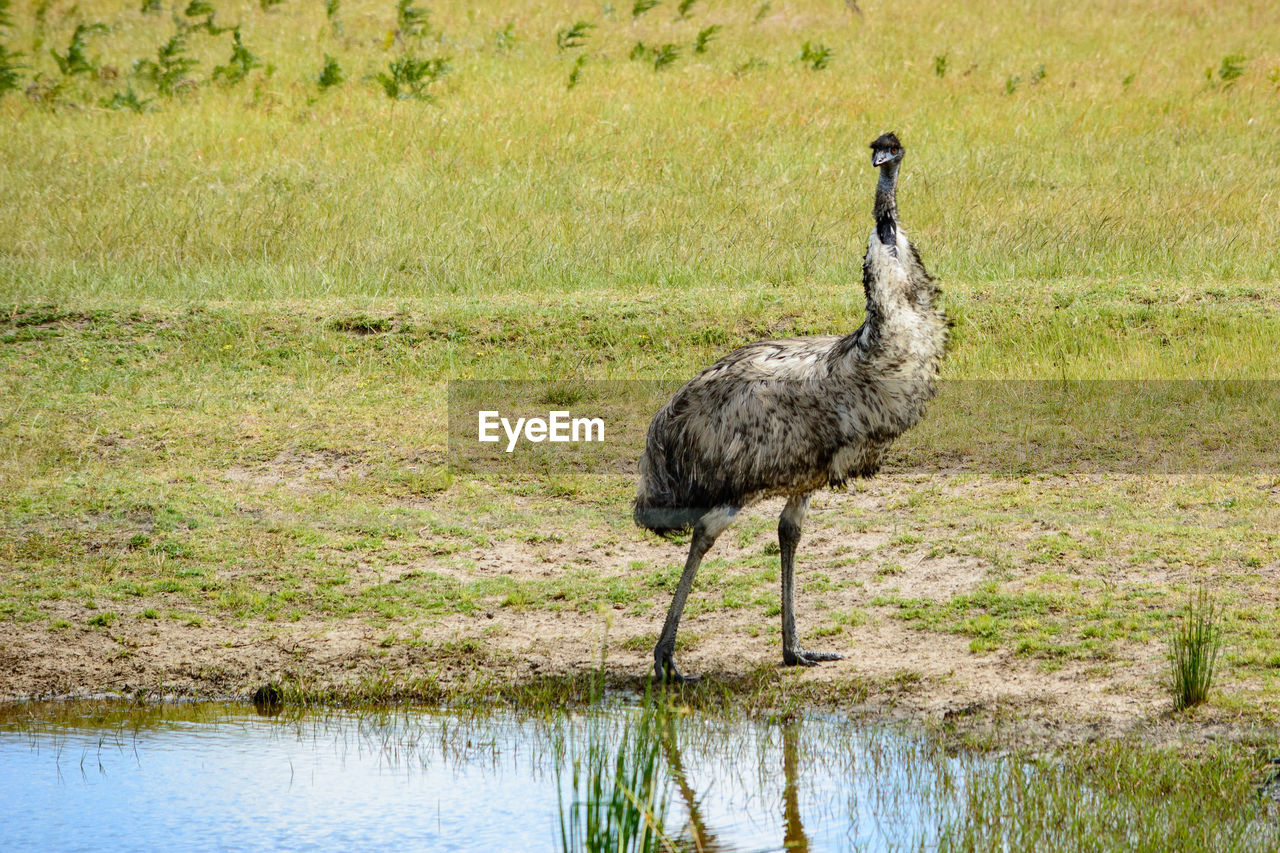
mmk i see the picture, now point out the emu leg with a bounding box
[780,494,843,667]
[654,507,735,683]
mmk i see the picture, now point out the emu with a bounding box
[634,132,948,682]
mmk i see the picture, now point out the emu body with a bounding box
[635,132,947,681]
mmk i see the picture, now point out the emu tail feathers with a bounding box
[632,503,706,536]
[634,434,709,535]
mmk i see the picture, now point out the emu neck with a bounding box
[874,161,900,254]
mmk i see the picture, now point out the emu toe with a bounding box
[783,649,845,667]
[654,649,700,684]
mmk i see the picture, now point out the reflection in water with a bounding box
[11,698,1265,851]
[22,699,1272,852]
[782,721,809,853]
[652,715,815,852]
[654,713,812,852]
[656,710,724,853]
[3,700,960,852]
[4,700,951,852]
[0,699,973,852]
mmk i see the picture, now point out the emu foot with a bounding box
[783,648,845,667]
[653,649,700,684]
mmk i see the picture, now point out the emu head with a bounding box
[869,132,904,168]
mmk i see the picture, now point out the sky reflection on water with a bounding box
[0,702,959,852]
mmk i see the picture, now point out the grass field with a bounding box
[2,0,1280,753]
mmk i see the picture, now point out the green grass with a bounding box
[936,740,1280,851]
[1,1,1278,309]
[1,0,1279,719]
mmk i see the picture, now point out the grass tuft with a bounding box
[135,31,198,97]
[395,0,430,40]
[631,0,660,19]
[798,40,832,70]
[693,25,719,55]
[1168,584,1222,712]
[375,53,449,100]
[557,697,673,853]
[51,23,108,76]
[556,21,593,51]
[317,53,343,89]
[212,28,262,86]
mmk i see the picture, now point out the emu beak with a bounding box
[871,149,893,167]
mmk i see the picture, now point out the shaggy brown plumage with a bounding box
[635,132,948,681]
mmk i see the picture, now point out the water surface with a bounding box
[0,701,962,852]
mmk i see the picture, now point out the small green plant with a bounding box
[934,52,948,77]
[396,0,430,39]
[754,0,771,23]
[140,0,162,13]
[213,28,262,85]
[1030,63,1046,84]
[632,0,660,18]
[1005,73,1021,94]
[1207,53,1246,88]
[325,0,340,18]
[494,22,515,51]
[628,40,677,70]
[136,31,199,96]
[185,0,228,35]
[799,41,832,71]
[101,85,151,112]
[259,0,286,11]
[375,53,449,100]
[557,20,593,50]
[1168,584,1222,711]
[0,43,26,97]
[1122,71,1136,87]
[318,53,343,89]
[651,43,679,70]
[51,23,108,76]
[676,0,697,19]
[567,53,586,89]
[693,25,719,54]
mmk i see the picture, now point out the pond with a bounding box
[0,698,1275,852]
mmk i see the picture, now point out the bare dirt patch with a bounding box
[224,449,371,492]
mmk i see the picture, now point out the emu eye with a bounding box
[891,147,900,155]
